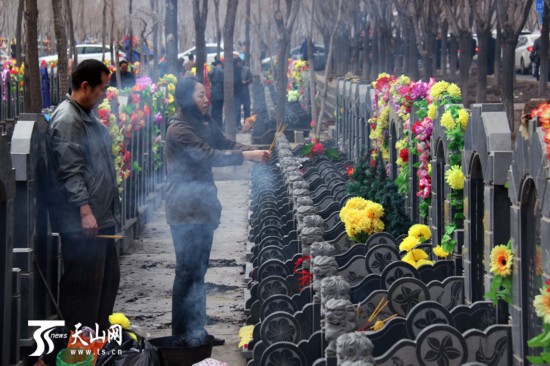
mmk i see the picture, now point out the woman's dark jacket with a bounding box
[165,116,254,226]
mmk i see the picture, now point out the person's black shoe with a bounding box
[212,336,225,346]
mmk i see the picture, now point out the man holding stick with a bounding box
[46,59,121,331]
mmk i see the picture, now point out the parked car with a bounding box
[261,43,326,71]
[515,33,540,74]
[38,44,125,66]
[178,43,232,65]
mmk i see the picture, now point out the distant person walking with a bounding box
[241,60,252,120]
[208,60,224,127]
[183,54,196,73]
[233,57,244,129]
[40,60,51,109]
[109,60,136,89]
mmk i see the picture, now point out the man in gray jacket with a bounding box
[46,59,121,331]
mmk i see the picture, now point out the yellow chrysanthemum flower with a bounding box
[372,320,385,331]
[379,107,390,126]
[458,109,469,130]
[395,138,408,150]
[445,165,465,190]
[168,83,175,93]
[399,236,419,252]
[430,81,449,100]
[408,224,432,241]
[398,75,411,85]
[415,259,434,268]
[440,110,456,130]
[109,312,131,330]
[381,146,390,161]
[433,245,450,258]
[447,83,462,99]
[428,104,437,120]
[489,244,513,276]
[534,288,550,324]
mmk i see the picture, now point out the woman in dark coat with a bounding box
[165,77,269,346]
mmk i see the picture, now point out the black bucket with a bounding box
[149,335,214,366]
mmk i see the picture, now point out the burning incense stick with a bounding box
[96,234,125,239]
[268,124,287,153]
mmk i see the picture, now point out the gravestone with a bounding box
[507,115,550,365]
[0,128,15,366]
[462,104,512,304]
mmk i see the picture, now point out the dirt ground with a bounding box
[114,135,255,366]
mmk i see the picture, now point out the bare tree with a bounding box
[471,0,496,102]
[151,0,160,80]
[102,0,107,62]
[165,0,178,75]
[52,0,68,101]
[192,0,208,83]
[365,0,393,75]
[316,0,343,137]
[213,0,221,60]
[496,0,534,129]
[442,0,474,102]
[223,0,239,139]
[25,0,42,112]
[64,0,76,65]
[15,0,24,64]
[273,0,300,127]
[245,0,251,64]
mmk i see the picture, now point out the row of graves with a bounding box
[0,74,177,365]
[243,73,550,365]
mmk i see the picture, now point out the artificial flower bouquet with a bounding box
[339,197,385,243]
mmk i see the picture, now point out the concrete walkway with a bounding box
[114,134,255,366]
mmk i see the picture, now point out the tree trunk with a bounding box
[275,40,290,127]
[25,0,42,112]
[15,0,24,64]
[371,24,380,77]
[214,0,221,61]
[129,0,133,64]
[362,21,370,79]
[52,0,68,102]
[449,35,458,77]
[245,0,251,65]
[64,0,77,65]
[407,19,419,80]
[476,30,489,102]
[223,0,239,139]
[441,21,448,76]
[151,0,159,81]
[102,0,107,62]
[501,40,517,132]
[457,33,472,105]
[308,0,317,133]
[494,28,502,86]
[165,0,178,75]
[316,0,343,137]
[539,2,549,96]
[193,0,208,83]
[421,29,436,80]
[110,0,115,62]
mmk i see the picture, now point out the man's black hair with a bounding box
[119,60,128,67]
[71,59,110,91]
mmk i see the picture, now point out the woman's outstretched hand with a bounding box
[243,150,271,163]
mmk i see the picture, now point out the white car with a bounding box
[178,43,223,65]
[177,43,239,65]
[515,33,540,74]
[39,44,125,66]
[0,49,10,63]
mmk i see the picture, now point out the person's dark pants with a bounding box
[170,224,216,342]
[234,92,243,129]
[242,88,251,119]
[59,227,119,331]
[211,99,224,127]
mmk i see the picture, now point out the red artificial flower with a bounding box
[123,150,131,163]
[311,142,324,155]
[370,159,376,167]
[144,105,151,117]
[130,93,140,104]
[399,148,409,162]
[346,165,355,177]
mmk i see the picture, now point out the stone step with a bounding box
[246,241,255,261]
[244,288,251,316]
[245,262,253,282]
